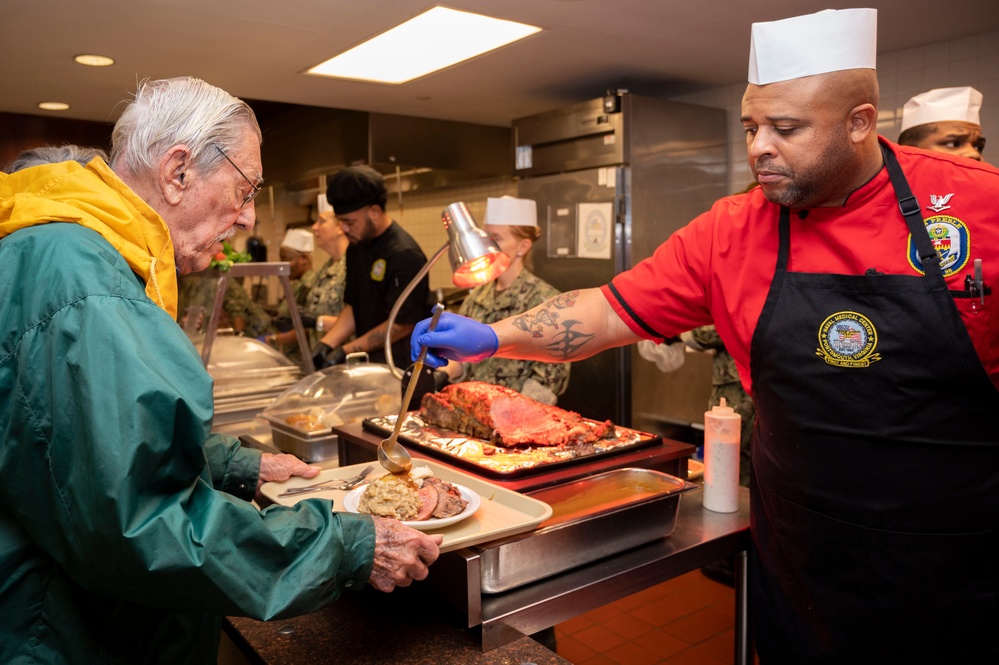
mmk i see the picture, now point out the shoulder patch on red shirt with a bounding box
[907,215,970,277]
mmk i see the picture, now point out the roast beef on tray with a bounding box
[420,381,615,448]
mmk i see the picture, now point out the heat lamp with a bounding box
[384,201,510,378]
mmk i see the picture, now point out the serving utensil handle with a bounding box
[388,303,445,441]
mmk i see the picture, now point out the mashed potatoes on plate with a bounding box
[357,474,422,520]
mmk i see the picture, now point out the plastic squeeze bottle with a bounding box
[702,397,741,513]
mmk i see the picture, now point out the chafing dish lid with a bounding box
[261,355,401,434]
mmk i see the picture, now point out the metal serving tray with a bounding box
[268,428,339,463]
[471,468,698,593]
[362,414,662,479]
[263,398,385,462]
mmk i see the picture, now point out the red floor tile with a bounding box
[603,640,663,665]
[555,633,599,664]
[631,628,689,658]
[555,570,744,664]
[573,623,629,653]
[559,613,597,636]
[662,605,736,645]
[600,613,656,641]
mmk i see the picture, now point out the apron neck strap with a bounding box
[880,143,942,276]
[777,206,791,271]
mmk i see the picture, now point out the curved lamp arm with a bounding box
[384,202,509,380]
[384,242,448,379]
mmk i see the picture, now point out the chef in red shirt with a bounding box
[412,8,999,664]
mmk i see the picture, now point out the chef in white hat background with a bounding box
[260,227,317,349]
[413,7,999,662]
[898,86,987,161]
[279,228,315,278]
[443,196,569,405]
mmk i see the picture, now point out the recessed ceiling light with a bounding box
[74,54,115,67]
[306,6,541,84]
[38,102,70,111]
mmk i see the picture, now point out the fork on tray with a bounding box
[278,465,374,498]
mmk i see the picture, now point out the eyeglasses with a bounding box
[213,143,261,208]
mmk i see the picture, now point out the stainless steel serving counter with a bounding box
[218,419,751,663]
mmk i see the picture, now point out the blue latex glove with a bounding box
[256,335,268,343]
[411,311,498,368]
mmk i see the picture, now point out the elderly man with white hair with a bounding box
[0,76,441,664]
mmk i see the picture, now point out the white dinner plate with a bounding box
[342,483,480,530]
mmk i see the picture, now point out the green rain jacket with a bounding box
[0,159,375,664]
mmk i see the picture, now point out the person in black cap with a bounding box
[313,165,429,367]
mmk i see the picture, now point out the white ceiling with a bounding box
[4,0,999,127]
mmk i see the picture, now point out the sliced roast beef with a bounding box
[419,381,615,448]
[415,485,439,521]
[424,477,468,518]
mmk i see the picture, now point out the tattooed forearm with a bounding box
[366,329,386,348]
[513,308,560,337]
[540,319,596,360]
[512,290,580,338]
[346,328,386,353]
[549,291,578,310]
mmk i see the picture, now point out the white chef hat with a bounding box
[748,8,877,85]
[281,228,315,253]
[484,196,537,227]
[900,87,983,132]
[317,193,333,214]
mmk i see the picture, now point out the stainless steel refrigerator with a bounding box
[514,92,728,427]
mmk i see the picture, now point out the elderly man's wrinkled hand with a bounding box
[255,453,321,504]
[367,517,443,592]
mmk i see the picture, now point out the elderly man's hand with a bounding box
[368,517,444,592]
[255,453,321,504]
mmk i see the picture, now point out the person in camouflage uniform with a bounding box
[265,212,349,359]
[223,276,271,338]
[266,228,318,359]
[274,228,317,324]
[303,210,349,345]
[274,265,317,322]
[177,269,271,339]
[681,325,755,487]
[446,197,569,405]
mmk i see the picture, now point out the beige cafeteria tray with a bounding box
[260,460,553,553]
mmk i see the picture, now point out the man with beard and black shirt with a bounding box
[313,165,429,367]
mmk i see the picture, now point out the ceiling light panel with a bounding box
[74,54,115,67]
[306,6,541,84]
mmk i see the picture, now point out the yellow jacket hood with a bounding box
[0,158,178,318]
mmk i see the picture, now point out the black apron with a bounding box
[748,144,999,664]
